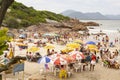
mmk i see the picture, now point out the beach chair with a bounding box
[66,66,73,78]
[67,68,73,78]
[73,63,80,72]
[54,68,60,76]
[59,69,67,79]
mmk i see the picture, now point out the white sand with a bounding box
[2,32,120,80]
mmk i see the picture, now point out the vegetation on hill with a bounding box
[0,28,11,55]
[3,1,70,28]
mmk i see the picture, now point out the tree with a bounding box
[0,28,10,55]
[0,0,14,27]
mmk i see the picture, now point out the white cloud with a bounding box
[16,0,120,15]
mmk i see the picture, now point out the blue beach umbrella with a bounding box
[86,41,96,45]
[38,56,51,64]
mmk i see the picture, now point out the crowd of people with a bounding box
[1,30,120,79]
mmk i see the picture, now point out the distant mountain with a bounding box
[106,15,120,20]
[61,10,120,20]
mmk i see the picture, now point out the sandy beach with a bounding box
[1,30,120,80]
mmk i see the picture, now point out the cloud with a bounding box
[16,0,120,15]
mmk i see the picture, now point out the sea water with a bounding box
[81,20,120,43]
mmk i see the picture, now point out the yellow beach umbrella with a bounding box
[15,39,25,42]
[66,43,80,49]
[87,44,97,49]
[16,43,27,46]
[44,44,55,49]
[27,46,40,53]
[61,47,74,53]
[86,44,98,52]
[74,39,83,44]
[8,48,14,59]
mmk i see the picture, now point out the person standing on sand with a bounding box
[90,53,96,71]
[47,49,51,56]
[105,35,109,46]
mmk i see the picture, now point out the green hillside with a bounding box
[3,1,69,28]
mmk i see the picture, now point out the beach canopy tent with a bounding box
[86,41,96,45]
[38,56,51,64]
[13,63,24,75]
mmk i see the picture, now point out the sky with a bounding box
[16,0,120,15]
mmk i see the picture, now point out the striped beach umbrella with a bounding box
[38,56,51,64]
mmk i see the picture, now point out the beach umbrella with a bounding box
[38,56,51,64]
[15,39,25,42]
[43,33,59,37]
[19,34,26,38]
[86,41,96,45]
[61,47,74,53]
[73,39,84,44]
[61,54,75,63]
[69,51,85,60]
[86,44,97,49]
[86,44,98,52]
[66,43,80,49]
[49,53,61,60]
[42,33,51,37]
[44,44,55,49]
[52,57,67,65]
[16,43,27,46]
[27,46,40,53]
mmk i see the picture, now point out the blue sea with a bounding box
[81,20,120,42]
[81,20,120,31]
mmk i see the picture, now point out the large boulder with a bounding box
[72,24,88,31]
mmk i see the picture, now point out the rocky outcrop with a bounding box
[26,19,99,32]
[72,24,88,31]
[80,21,99,26]
[11,18,99,36]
